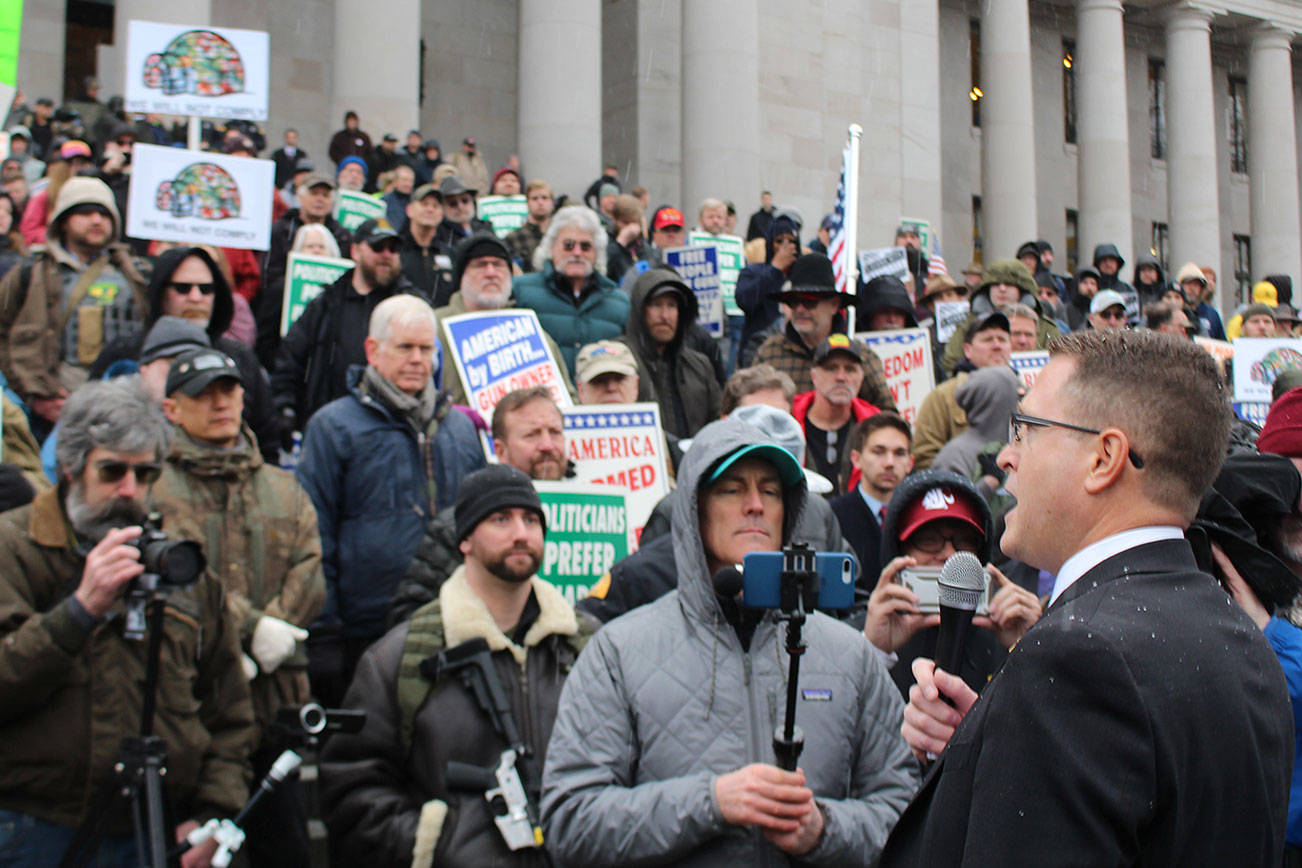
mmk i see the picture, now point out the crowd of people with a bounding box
[0,85,1300,868]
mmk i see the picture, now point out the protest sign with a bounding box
[442,310,571,425]
[859,247,910,287]
[127,143,273,250]
[1010,351,1050,390]
[687,231,745,316]
[857,328,934,423]
[534,482,635,606]
[1194,336,1234,364]
[124,21,269,120]
[898,217,930,253]
[664,245,723,337]
[477,195,528,238]
[564,403,669,542]
[934,300,970,344]
[0,1,17,125]
[281,253,353,335]
[333,189,386,234]
[1234,402,1270,428]
[1232,337,1302,403]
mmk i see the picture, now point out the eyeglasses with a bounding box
[561,239,594,253]
[907,527,981,555]
[167,282,216,296]
[95,459,162,486]
[1009,411,1145,468]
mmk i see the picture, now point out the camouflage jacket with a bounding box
[152,425,325,730]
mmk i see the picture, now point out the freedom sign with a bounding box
[126,143,273,250]
[664,245,723,337]
[1232,337,1302,403]
[333,189,386,233]
[857,328,934,423]
[124,21,270,120]
[281,253,352,335]
[563,403,669,542]
[1010,351,1050,390]
[534,482,635,606]
[477,195,528,238]
[688,231,746,316]
[442,310,571,424]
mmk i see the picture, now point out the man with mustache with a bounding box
[321,463,587,868]
[0,377,253,867]
[792,333,882,493]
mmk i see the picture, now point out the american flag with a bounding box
[928,231,948,277]
[828,143,851,294]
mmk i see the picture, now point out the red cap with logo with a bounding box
[896,486,984,542]
[652,207,685,231]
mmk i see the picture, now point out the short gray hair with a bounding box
[290,223,341,258]
[999,302,1039,322]
[57,376,173,479]
[533,205,607,272]
[368,293,437,343]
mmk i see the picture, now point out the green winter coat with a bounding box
[511,262,630,378]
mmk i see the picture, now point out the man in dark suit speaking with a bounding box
[880,329,1293,865]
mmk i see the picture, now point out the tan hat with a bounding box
[576,340,638,384]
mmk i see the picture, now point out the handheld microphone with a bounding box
[933,552,987,679]
[712,566,743,599]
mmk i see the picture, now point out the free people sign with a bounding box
[664,245,723,337]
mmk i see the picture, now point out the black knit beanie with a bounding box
[454,464,546,541]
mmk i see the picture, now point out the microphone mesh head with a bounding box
[938,551,987,611]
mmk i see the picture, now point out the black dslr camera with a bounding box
[123,515,206,639]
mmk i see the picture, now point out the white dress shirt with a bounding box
[1048,525,1184,606]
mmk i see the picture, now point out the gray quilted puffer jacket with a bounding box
[541,417,919,867]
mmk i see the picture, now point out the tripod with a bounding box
[773,544,818,772]
[60,587,175,868]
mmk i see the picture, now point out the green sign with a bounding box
[333,189,385,233]
[534,482,633,606]
[281,252,353,335]
[477,195,528,239]
[688,230,746,316]
[0,0,21,89]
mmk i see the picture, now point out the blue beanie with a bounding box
[337,155,368,179]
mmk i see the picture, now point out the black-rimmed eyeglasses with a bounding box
[1008,412,1144,468]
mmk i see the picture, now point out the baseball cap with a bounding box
[60,140,92,160]
[412,182,442,203]
[652,207,684,231]
[964,311,1011,342]
[354,217,399,247]
[896,485,985,542]
[299,170,336,191]
[1090,289,1128,315]
[575,340,638,384]
[382,132,398,143]
[140,317,211,364]
[812,333,865,366]
[165,348,243,397]
[707,441,805,489]
[727,403,834,495]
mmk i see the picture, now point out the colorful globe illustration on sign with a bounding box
[142,30,244,97]
[1250,346,1302,387]
[155,163,242,220]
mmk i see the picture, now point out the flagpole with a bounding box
[844,123,863,334]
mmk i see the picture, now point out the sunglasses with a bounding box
[369,240,401,254]
[1096,308,1127,322]
[446,195,474,207]
[561,239,594,253]
[95,459,162,486]
[168,281,216,296]
[786,294,829,309]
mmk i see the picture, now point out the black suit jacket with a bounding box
[880,538,1292,866]
[830,488,883,578]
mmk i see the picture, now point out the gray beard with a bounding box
[65,480,147,543]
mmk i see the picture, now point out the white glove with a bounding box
[241,653,258,681]
[251,616,309,674]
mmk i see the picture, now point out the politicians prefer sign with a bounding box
[477,195,528,238]
[664,245,723,337]
[1232,337,1302,403]
[563,403,669,542]
[534,482,635,605]
[124,20,269,120]
[687,231,746,316]
[282,253,353,335]
[442,310,571,424]
[857,328,934,423]
[126,143,273,250]
[333,189,386,234]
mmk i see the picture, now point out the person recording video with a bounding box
[542,416,917,866]
[0,377,254,868]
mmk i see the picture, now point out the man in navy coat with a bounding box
[830,411,913,576]
[881,329,1293,865]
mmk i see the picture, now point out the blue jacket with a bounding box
[296,366,485,638]
[1266,616,1302,849]
[512,262,629,377]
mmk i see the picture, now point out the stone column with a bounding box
[1248,23,1302,285]
[1075,0,1133,266]
[899,0,943,236]
[518,0,601,202]
[333,0,420,153]
[681,0,760,223]
[979,0,1038,261]
[1165,4,1221,283]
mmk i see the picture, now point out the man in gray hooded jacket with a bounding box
[541,416,917,866]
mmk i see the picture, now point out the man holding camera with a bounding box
[152,347,325,868]
[0,377,254,867]
[320,464,588,867]
[542,416,916,866]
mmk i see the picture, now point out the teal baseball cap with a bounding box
[707,442,805,489]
